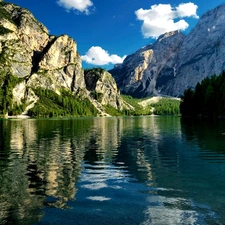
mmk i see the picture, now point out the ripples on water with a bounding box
[1,117,225,225]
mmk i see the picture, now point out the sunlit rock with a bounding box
[109,31,185,97]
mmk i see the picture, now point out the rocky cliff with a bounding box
[163,3,225,96]
[109,3,225,97]
[109,31,185,97]
[0,1,125,116]
[84,68,123,110]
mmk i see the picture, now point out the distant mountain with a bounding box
[109,3,225,97]
[109,31,185,97]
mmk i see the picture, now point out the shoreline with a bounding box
[5,115,31,119]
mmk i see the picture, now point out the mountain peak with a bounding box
[109,3,225,97]
[157,30,182,42]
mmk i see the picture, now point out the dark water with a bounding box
[1,116,225,225]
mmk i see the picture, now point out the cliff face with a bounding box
[110,3,225,97]
[162,3,225,96]
[84,69,123,110]
[85,69,124,110]
[109,31,185,97]
[0,2,124,116]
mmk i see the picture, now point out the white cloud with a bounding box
[81,46,126,66]
[175,2,199,18]
[135,2,199,39]
[57,0,93,14]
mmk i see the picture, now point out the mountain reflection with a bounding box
[0,117,224,225]
[0,119,92,224]
[115,116,182,185]
[0,117,183,224]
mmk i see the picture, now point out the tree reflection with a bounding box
[181,118,225,155]
[0,119,93,224]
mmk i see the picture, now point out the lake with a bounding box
[1,116,225,225]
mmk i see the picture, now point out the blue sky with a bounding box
[8,0,225,69]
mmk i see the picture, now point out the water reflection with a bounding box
[0,117,225,224]
[0,120,43,225]
[0,119,91,224]
[181,118,225,157]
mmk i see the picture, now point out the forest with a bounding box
[28,88,98,117]
[121,95,180,116]
[0,72,99,117]
[151,98,180,116]
[180,71,225,117]
[0,73,26,116]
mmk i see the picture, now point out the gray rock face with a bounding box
[163,3,225,96]
[109,31,185,97]
[110,3,225,97]
[0,3,85,94]
[84,69,123,110]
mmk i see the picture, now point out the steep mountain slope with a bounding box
[110,3,225,97]
[109,31,185,98]
[163,3,225,96]
[0,1,126,117]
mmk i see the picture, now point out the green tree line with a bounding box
[151,98,180,116]
[28,88,98,117]
[122,95,180,116]
[0,73,26,116]
[121,95,152,116]
[180,71,225,117]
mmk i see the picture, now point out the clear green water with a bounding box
[1,116,225,225]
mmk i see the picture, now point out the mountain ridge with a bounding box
[109,3,225,97]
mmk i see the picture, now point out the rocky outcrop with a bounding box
[0,2,126,116]
[110,3,225,97]
[0,3,49,78]
[0,3,86,92]
[0,2,84,98]
[84,69,123,110]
